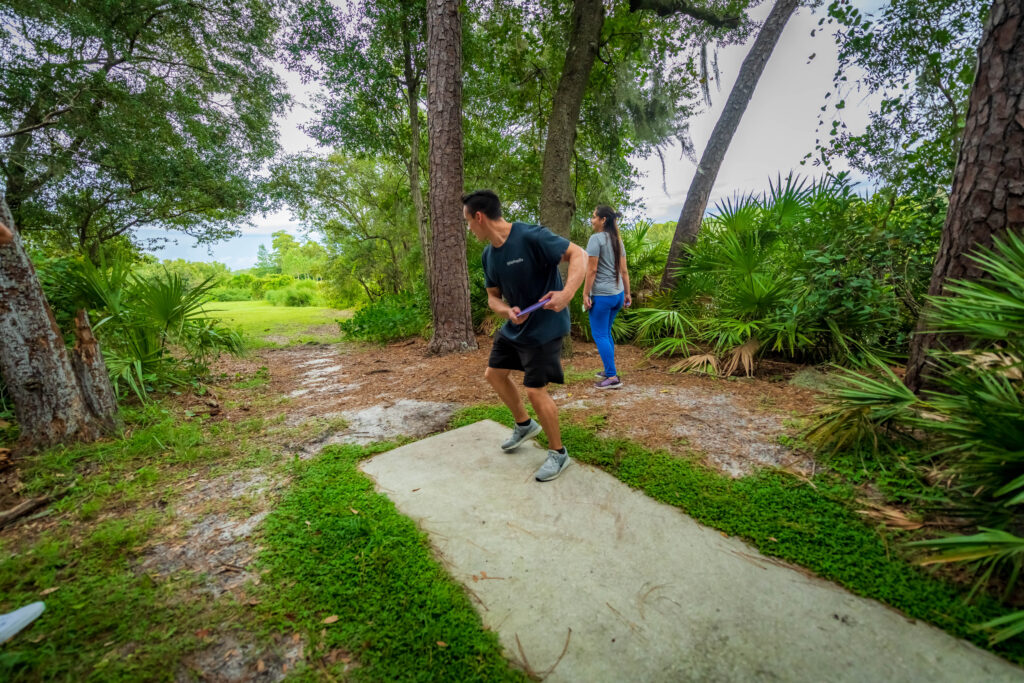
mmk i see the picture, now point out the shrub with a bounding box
[251,273,295,299]
[209,287,252,301]
[265,284,315,307]
[38,257,243,401]
[807,232,1024,639]
[338,289,429,343]
[629,174,943,374]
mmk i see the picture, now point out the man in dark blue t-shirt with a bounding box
[463,190,586,482]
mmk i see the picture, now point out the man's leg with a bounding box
[484,366,529,423]
[525,386,561,451]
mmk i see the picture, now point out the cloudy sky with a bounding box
[141,0,879,269]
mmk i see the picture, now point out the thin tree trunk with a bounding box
[70,309,120,434]
[403,33,432,283]
[0,197,116,450]
[425,0,476,354]
[659,0,799,291]
[905,0,1024,391]
[538,0,605,243]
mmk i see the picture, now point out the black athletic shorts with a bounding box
[488,334,565,388]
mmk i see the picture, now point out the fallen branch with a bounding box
[0,483,75,529]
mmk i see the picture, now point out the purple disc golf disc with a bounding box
[517,297,551,316]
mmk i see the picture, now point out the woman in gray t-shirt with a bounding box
[583,205,632,389]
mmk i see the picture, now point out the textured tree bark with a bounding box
[538,0,605,243]
[659,0,799,291]
[70,309,120,434]
[425,0,477,354]
[0,197,114,450]
[905,0,1024,391]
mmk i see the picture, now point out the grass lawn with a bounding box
[206,300,351,347]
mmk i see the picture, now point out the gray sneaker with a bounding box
[535,449,572,481]
[501,419,542,451]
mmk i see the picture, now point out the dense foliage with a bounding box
[808,231,1024,642]
[35,255,243,400]
[626,175,944,370]
[0,0,292,258]
[816,0,986,195]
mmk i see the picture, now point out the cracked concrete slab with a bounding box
[359,420,1022,683]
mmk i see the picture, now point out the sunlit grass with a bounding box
[204,300,351,347]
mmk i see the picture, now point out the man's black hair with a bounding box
[461,189,502,220]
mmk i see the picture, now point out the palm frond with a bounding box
[668,352,719,375]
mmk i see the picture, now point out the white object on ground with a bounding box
[0,601,45,643]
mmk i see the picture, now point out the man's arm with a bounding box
[543,243,587,312]
[487,286,527,323]
[0,221,13,246]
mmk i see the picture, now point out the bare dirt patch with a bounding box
[176,631,309,682]
[210,335,821,477]
[139,470,277,597]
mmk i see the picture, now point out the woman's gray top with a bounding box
[585,231,625,296]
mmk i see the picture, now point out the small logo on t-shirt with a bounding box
[506,257,524,266]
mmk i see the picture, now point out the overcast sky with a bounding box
[141,0,879,269]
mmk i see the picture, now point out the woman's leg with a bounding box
[590,294,619,377]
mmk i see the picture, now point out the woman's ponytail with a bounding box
[595,205,623,286]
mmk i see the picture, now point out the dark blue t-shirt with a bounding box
[482,222,571,345]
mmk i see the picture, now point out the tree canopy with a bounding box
[0,0,291,258]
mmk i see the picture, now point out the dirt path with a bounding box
[0,337,820,680]
[214,335,819,478]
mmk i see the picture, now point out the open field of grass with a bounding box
[205,300,351,348]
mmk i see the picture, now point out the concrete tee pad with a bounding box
[359,420,1023,682]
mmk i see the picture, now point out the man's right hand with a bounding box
[507,306,529,324]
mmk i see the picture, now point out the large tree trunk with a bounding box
[538,0,605,243]
[425,0,476,354]
[0,197,117,450]
[659,0,799,291]
[403,33,432,283]
[904,0,1024,391]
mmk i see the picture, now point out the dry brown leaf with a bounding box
[436,641,447,648]
[39,586,60,596]
[195,629,211,639]
[349,508,359,515]
[722,338,760,377]
[292,633,301,644]
[669,353,719,375]
[257,659,265,673]
[322,615,339,624]
[856,500,924,530]
[952,350,1023,380]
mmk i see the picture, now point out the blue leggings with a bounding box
[589,291,624,377]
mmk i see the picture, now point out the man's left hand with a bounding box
[541,290,572,312]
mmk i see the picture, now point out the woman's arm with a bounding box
[619,240,631,306]
[583,256,598,310]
